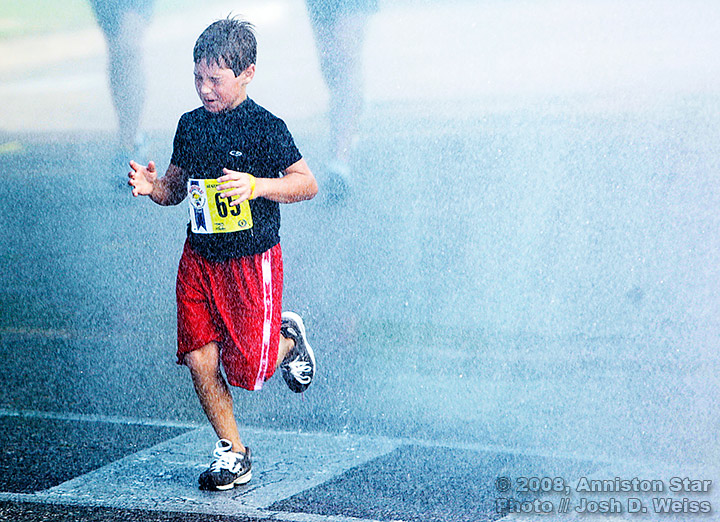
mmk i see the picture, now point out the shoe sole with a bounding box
[207,470,252,491]
[282,312,316,393]
[282,312,316,372]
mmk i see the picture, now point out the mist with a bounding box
[1,0,718,501]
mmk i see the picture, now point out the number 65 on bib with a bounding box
[188,178,254,234]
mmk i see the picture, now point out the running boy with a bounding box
[128,17,318,491]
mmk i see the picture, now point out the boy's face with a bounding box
[194,58,254,113]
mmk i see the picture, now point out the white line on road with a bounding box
[0,408,202,430]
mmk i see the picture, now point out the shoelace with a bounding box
[288,360,312,384]
[210,446,242,472]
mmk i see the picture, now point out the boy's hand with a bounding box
[129,160,158,197]
[217,168,256,204]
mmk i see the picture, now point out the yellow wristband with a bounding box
[248,174,256,199]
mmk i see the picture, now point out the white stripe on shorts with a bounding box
[253,249,274,390]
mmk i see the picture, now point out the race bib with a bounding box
[187,178,253,234]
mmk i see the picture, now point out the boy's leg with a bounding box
[183,341,245,453]
[184,341,252,491]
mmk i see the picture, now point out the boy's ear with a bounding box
[241,64,256,85]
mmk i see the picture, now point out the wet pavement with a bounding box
[0,412,612,522]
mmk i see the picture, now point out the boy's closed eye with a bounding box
[195,75,223,84]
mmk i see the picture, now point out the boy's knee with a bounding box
[183,342,220,374]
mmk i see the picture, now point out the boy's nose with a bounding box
[199,80,212,94]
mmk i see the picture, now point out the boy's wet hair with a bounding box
[194,16,257,76]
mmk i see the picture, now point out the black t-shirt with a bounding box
[170,98,302,262]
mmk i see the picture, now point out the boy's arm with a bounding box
[218,158,318,204]
[130,161,188,206]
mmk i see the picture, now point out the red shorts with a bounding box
[176,240,283,391]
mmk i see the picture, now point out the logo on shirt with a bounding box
[229,150,243,157]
